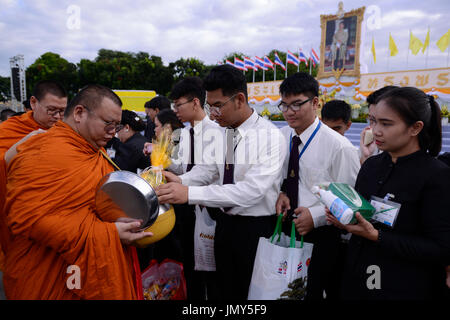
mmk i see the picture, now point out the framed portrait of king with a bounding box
[317,6,365,79]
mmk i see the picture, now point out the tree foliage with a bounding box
[23,49,320,100]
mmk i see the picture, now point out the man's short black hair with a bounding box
[321,100,351,123]
[64,84,122,118]
[32,80,67,101]
[170,76,206,107]
[279,72,319,99]
[144,96,171,111]
[1,108,15,121]
[203,65,248,101]
[23,99,32,111]
[366,85,398,106]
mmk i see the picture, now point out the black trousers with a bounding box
[214,213,276,301]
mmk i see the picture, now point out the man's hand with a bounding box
[156,182,188,204]
[293,207,314,236]
[162,170,181,184]
[115,220,153,245]
[275,192,290,220]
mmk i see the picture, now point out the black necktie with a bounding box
[285,135,301,219]
[223,128,235,185]
[186,127,195,172]
[222,128,236,212]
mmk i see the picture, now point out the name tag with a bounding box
[107,147,116,159]
[370,195,401,228]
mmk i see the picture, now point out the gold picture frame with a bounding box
[317,6,365,79]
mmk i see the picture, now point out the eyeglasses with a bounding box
[278,98,312,113]
[46,107,65,117]
[173,98,194,111]
[82,105,124,133]
[205,94,238,115]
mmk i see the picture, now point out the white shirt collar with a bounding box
[235,108,259,138]
[297,117,320,144]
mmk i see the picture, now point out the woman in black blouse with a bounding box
[327,87,450,300]
[112,110,150,173]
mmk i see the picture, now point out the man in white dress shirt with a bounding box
[275,72,360,300]
[157,65,287,300]
[168,76,220,300]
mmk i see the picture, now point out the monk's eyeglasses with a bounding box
[81,105,124,133]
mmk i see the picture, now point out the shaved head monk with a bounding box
[0,80,68,270]
[3,84,151,299]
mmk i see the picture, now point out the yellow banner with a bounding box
[359,68,450,93]
[247,81,282,98]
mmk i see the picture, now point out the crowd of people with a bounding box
[0,65,449,300]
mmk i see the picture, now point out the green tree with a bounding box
[26,52,78,98]
[169,57,213,83]
[0,76,10,102]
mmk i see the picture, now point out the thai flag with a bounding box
[310,48,320,67]
[225,60,234,67]
[286,50,300,66]
[234,57,247,71]
[274,52,286,70]
[254,56,267,70]
[298,48,308,66]
[264,56,274,69]
[217,61,223,65]
[244,57,256,70]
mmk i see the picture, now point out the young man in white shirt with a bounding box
[275,72,360,300]
[168,76,220,300]
[157,65,287,300]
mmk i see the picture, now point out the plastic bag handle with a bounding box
[270,214,283,243]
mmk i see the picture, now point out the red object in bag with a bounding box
[141,259,187,300]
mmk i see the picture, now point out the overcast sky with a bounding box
[0,0,449,78]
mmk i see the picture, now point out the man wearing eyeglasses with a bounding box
[275,72,360,300]
[0,80,67,274]
[157,65,287,300]
[165,76,221,301]
[2,84,151,299]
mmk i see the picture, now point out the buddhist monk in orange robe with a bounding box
[0,80,68,270]
[3,84,151,299]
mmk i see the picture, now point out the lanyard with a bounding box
[289,121,321,160]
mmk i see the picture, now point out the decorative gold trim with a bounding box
[317,6,366,80]
[362,67,450,76]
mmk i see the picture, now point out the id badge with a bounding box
[107,147,116,159]
[370,195,401,228]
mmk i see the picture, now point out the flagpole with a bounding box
[285,50,288,78]
[447,45,450,68]
[425,26,430,69]
[253,67,255,83]
[274,64,276,81]
[406,29,410,70]
[297,48,300,72]
[387,34,390,72]
[263,68,265,82]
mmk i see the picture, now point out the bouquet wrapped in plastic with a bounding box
[135,126,176,247]
[140,126,173,188]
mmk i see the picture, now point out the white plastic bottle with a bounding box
[311,186,354,224]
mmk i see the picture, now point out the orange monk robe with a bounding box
[0,111,43,270]
[4,121,138,300]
